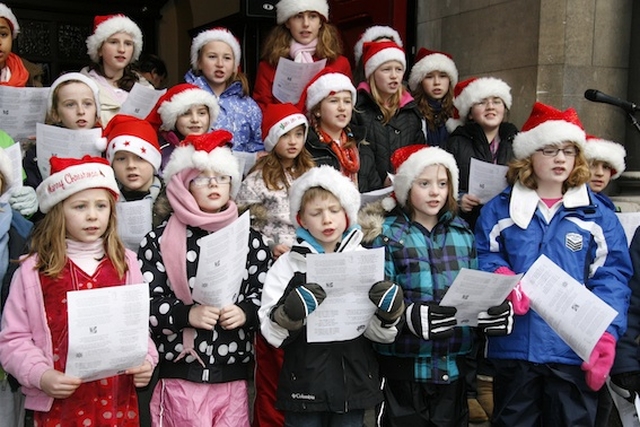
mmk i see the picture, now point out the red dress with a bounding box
[36,259,139,427]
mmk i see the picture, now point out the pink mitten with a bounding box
[581,332,616,391]
[495,267,530,315]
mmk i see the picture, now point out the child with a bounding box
[408,47,459,148]
[139,130,271,426]
[0,3,36,87]
[475,102,632,426]
[301,68,382,192]
[185,27,264,153]
[146,83,220,172]
[0,155,158,426]
[352,40,425,185]
[82,14,147,125]
[445,76,517,230]
[258,165,404,426]
[584,135,626,202]
[133,53,168,89]
[253,0,352,111]
[353,25,403,84]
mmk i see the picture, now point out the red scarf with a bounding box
[316,127,360,179]
[0,53,29,87]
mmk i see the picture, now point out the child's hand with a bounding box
[219,305,246,330]
[40,369,82,399]
[188,304,220,330]
[272,244,290,260]
[125,360,154,388]
[460,193,481,213]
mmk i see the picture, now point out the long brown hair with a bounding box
[88,62,139,92]
[368,73,404,125]
[250,144,315,191]
[261,21,343,67]
[412,83,455,131]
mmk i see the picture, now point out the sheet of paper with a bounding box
[615,212,640,248]
[36,123,103,179]
[233,151,257,177]
[192,211,250,307]
[119,83,167,119]
[439,268,521,326]
[468,158,509,204]
[0,86,48,139]
[116,199,153,251]
[305,247,383,343]
[0,143,23,203]
[272,57,327,104]
[360,186,393,207]
[520,254,618,361]
[608,380,640,426]
[65,283,149,381]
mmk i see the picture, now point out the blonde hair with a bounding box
[299,187,341,216]
[412,81,455,131]
[403,165,458,220]
[27,191,127,279]
[261,21,343,67]
[195,49,251,97]
[45,79,101,126]
[368,72,404,125]
[250,139,315,191]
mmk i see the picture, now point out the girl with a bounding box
[445,76,517,230]
[140,130,271,426]
[186,27,263,153]
[584,135,626,200]
[253,0,352,111]
[475,102,632,426]
[408,47,459,148]
[0,3,36,87]
[82,14,147,125]
[301,68,382,192]
[0,155,157,426]
[353,25,403,84]
[352,41,425,185]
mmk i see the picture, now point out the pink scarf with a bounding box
[290,39,317,63]
[160,169,238,366]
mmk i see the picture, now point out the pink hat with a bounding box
[276,0,329,24]
[86,14,143,63]
[0,3,19,39]
[146,83,219,132]
[261,103,308,152]
[102,114,162,172]
[408,47,459,91]
[299,68,356,113]
[190,27,241,71]
[362,41,406,80]
[354,26,403,64]
[583,135,626,179]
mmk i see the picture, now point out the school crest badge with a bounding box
[565,233,583,252]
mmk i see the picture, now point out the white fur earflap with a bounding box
[408,52,459,91]
[354,26,403,64]
[512,120,586,160]
[583,138,626,179]
[86,15,143,63]
[157,88,220,131]
[276,0,329,24]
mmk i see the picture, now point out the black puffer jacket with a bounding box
[353,88,425,183]
[305,123,382,193]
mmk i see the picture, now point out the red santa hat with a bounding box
[276,0,329,24]
[162,130,241,198]
[289,165,361,227]
[362,41,406,80]
[36,155,119,213]
[190,27,241,71]
[353,25,403,65]
[513,101,586,160]
[583,135,626,180]
[102,114,162,172]
[382,144,459,211]
[262,103,308,152]
[47,72,101,120]
[299,68,356,113]
[446,76,513,132]
[145,83,219,132]
[0,3,19,39]
[408,47,459,91]
[86,14,143,64]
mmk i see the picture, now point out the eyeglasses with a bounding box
[190,175,232,187]
[473,97,504,108]
[537,147,578,157]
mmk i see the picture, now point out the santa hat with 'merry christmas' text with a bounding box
[513,101,586,160]
[36,156,119,213]
[190,27,241,71]
[48,72,101,120]
[162,130,241,198]
[262,103,308,152]
[583,135,626,179]
[362,41,406,80]
[446,77,512,132]
[86,14,143,64]
[101,114,162,172]
[145,83,219,132]
[276,0,329,24]
[382,144,459,211]
[289,165,360,227]
[0,3,19,39]
[408,47,459,91]
[299,68,356,113]
[354,26,403,65]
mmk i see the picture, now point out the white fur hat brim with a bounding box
[306,73,357,112]
[584,138,626,179]
[162,144,241,198]
[276,0,329,24]
[264,113,308,152]
[454,77,512,124]
[157,88,220,132]
[190,29,241,71]
[86,15,143,63]
[48,72,101,120]
[0,3,19,39]
[408,53,459,91]
[513,120,586,160]
[289,165,361,226]
[364,46,406,80]
[354,26,403,64]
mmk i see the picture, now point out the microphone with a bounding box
[584,89,640,113]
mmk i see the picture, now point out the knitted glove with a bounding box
[477,301,514,336]
[581,332,616,391]
[495,266,530,315]
[368,280,404,323]
[406,302,457,340]
[9,186,37,217]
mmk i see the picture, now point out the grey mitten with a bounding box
[9,186,37,217]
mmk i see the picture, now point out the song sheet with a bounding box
[360,186,393,207]
[116,199,153,251]
[468,158,508,204]
[615,212,640,247]
[0,86,48,139]
[233,151,257,178]
[272,57,326,104]
[119,83,167,119]
[36,123,102,179]
[0,143,23,203]
[608,380,640,427]
[65,283,149,381]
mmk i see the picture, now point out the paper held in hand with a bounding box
[468,158,509,204]
[272,57,327,104]
[119,83,167,119]
[36,123,103,179]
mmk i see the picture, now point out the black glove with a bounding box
[407,302,457,340]
[611,371,640,402]
[272,283,327,331]
[477,301,515,336]
[369,281,404,323]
